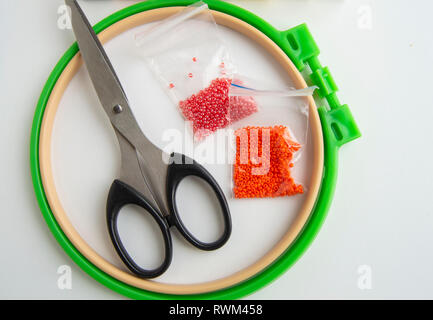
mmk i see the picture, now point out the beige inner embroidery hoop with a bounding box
[39,7,324,295]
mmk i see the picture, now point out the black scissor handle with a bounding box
[106,179,172,278]
[166,153,232,251]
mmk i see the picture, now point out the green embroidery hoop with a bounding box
[30,0,360,299]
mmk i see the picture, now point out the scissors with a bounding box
[66,0,232,278]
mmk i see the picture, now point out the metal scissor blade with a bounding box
[115,129,161,211]
[67,0,172,218]
[66,0,129,116]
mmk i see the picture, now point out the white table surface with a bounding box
[1,0,432,300]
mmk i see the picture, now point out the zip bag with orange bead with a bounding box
[135,1,258,141]
[228,77,315,199]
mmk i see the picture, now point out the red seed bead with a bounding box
[178,78,258,140]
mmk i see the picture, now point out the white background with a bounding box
[1,0,433,299]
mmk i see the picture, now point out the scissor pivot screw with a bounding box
[113,104,123,114]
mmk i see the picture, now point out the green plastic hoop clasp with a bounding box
[30,0,360,299]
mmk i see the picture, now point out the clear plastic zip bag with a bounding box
[227,76,315,199]
[135,1,257,141]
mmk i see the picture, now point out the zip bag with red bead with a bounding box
[227,76,314,199]
[135,1,257,141]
